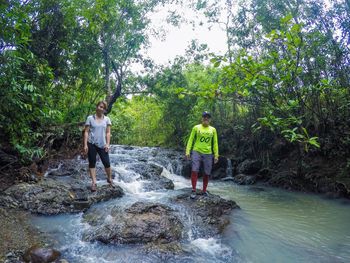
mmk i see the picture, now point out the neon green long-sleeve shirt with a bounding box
[186,124,219,158]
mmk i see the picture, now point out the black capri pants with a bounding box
[87,143,111,168]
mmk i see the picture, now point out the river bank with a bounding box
[0,208,44,262]
[228,148,350,199]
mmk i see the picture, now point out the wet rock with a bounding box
[46,160,82,177]
[145,163,163,178]
[258,168,272,178]
[144,242,185,263]
[143,178,174,191]
[233,174,257,185]
[335,181,350,198]
[82,202,183,245]
[127,163,163,179]
[72,200,90,211]
[0,195,20,209]
[267,170,299,190]
[3,178,124,214]
[23,246,60,263]
[181,161,192,178]
[173,189,239,237]
[45,159,95,182]
[315,177,334,193]
[82,189,239,253]
[126,163,174,191]
[122,146,134,150]
[211,156,228,180]
[237,159,262,175]
[4,250,24,263]
[211,167,227,179]
[324,192,341,199]
[88,185,124,203]
[143,242,184,256]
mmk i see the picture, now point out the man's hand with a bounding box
[185,154,190,161]
[214,157,218,164]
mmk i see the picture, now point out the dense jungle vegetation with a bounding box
[1,0,350,186]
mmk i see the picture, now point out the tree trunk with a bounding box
[104,60,124,114]
[103,48,111,101]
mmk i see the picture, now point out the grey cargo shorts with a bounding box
[191,150,213,175]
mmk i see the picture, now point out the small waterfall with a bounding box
[35,145,237,263]
[220,158,235,182]
[112,165,144,194]
[190,238,233,258]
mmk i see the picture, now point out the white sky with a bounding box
[141,4,228,65]
[141,0,333,66]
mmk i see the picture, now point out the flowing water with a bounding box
[30,145,350,263]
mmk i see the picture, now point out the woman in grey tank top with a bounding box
[83,101,113,192]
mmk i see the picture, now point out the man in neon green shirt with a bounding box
[186,111,219,198]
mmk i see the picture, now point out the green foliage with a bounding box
[0,0,165,162]
[169,2,349,159]
[1,0,349,167]
[281,128,320,152]
[207,16,327,153]
[109,96,173,146]
[147,61,221,147]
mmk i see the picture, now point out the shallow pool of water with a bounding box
[211,182,350,263]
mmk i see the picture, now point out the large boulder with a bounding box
[172,190,239,237]
[2,178,124,214]
[232,167,271,185]
[23,246,61,263]
[46,159,110,182]
[126,163,163,179]
[82,190,239,254]
[181,161,192,178]
[211,156,228,179]
[46,159,84,177]
[237,159,262,175]
[267,170,303,190]
[125,163,175,191]
[82,202,183,244]
[233,174,257,185]
[143,178,174,191]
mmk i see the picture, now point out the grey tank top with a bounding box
[85,115,112,148]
